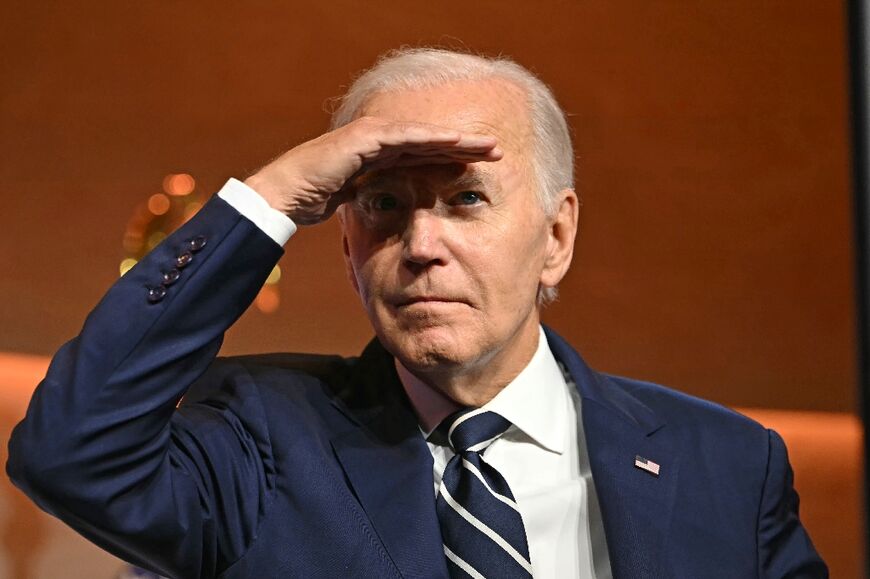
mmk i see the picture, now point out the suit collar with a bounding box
[329,339,448,579]
[480,326,570,454]
[544,326,664,435]
[544,325,681,578]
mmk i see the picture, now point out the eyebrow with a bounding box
[451,170,495,190]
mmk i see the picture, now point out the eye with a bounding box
[452,191,482,206]
[371,194,399,211]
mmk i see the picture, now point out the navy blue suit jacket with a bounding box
[7,196,826,578]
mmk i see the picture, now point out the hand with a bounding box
[244,116,502,225]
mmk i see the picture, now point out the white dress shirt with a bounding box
[217,178,612,578]
[397,327,609,579]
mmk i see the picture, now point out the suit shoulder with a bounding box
[547,326,767,439]
[596,372,779,486]
[183,352,360,404]
[223,352,358,379]
[601,372,768,437]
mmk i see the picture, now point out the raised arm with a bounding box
[6,117,499,578]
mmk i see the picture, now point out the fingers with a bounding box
[350,116,500,162]
[375,121,463,146]
[386,126,498,151]
[245,116,503,226]
[362,143,502,166]
[364,148,502,173]
[388,154,493,168]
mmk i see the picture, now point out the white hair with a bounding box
[331,47,573,305]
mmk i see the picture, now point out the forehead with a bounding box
[359,78,533,154]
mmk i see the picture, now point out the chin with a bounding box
[380,324,474,372]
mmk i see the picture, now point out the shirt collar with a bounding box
[396,326,569,454]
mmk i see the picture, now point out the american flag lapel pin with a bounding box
[634,455,661,477]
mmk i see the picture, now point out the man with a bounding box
[8,48,826,578]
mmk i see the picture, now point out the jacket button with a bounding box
[175,251,193,268]
[162,268,181,286]
[147,286,167,303]
[188,236,207,252]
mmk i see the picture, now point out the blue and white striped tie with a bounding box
[436,408,533,578]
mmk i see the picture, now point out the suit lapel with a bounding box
[329,340,448,579]
[329,329,681,578]
[545,327,682,578]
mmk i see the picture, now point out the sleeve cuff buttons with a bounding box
[145,235,208,304]
[162,269,181,286]
[147,286,168,304]
[188,235,207,252]
[175,252,193,269]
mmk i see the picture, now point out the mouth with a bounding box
[395,296,469,307]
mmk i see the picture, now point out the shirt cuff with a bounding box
[217,178,297,246]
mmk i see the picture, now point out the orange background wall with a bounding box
[0,2,860,578]
[1,2,855,412]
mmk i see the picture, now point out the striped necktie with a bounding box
[436,408,533,578]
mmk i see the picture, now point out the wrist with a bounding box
[243,174,286,213]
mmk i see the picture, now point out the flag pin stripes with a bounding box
[634,455,661,476]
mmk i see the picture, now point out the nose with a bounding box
[401,209,448,268]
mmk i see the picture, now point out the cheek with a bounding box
[486,227,549,297]
[344,227,379,300]
[351,251,379,304]
[348,238,400,305]
[455,238,536,304]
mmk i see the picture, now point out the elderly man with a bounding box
[8,48,825,578]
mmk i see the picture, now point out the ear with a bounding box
[540,188,579,289]
[338,209,362,297]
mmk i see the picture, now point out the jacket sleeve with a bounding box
[6,195,285,578]
[757,429,829,578]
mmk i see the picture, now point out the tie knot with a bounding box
[440,408,512,453]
